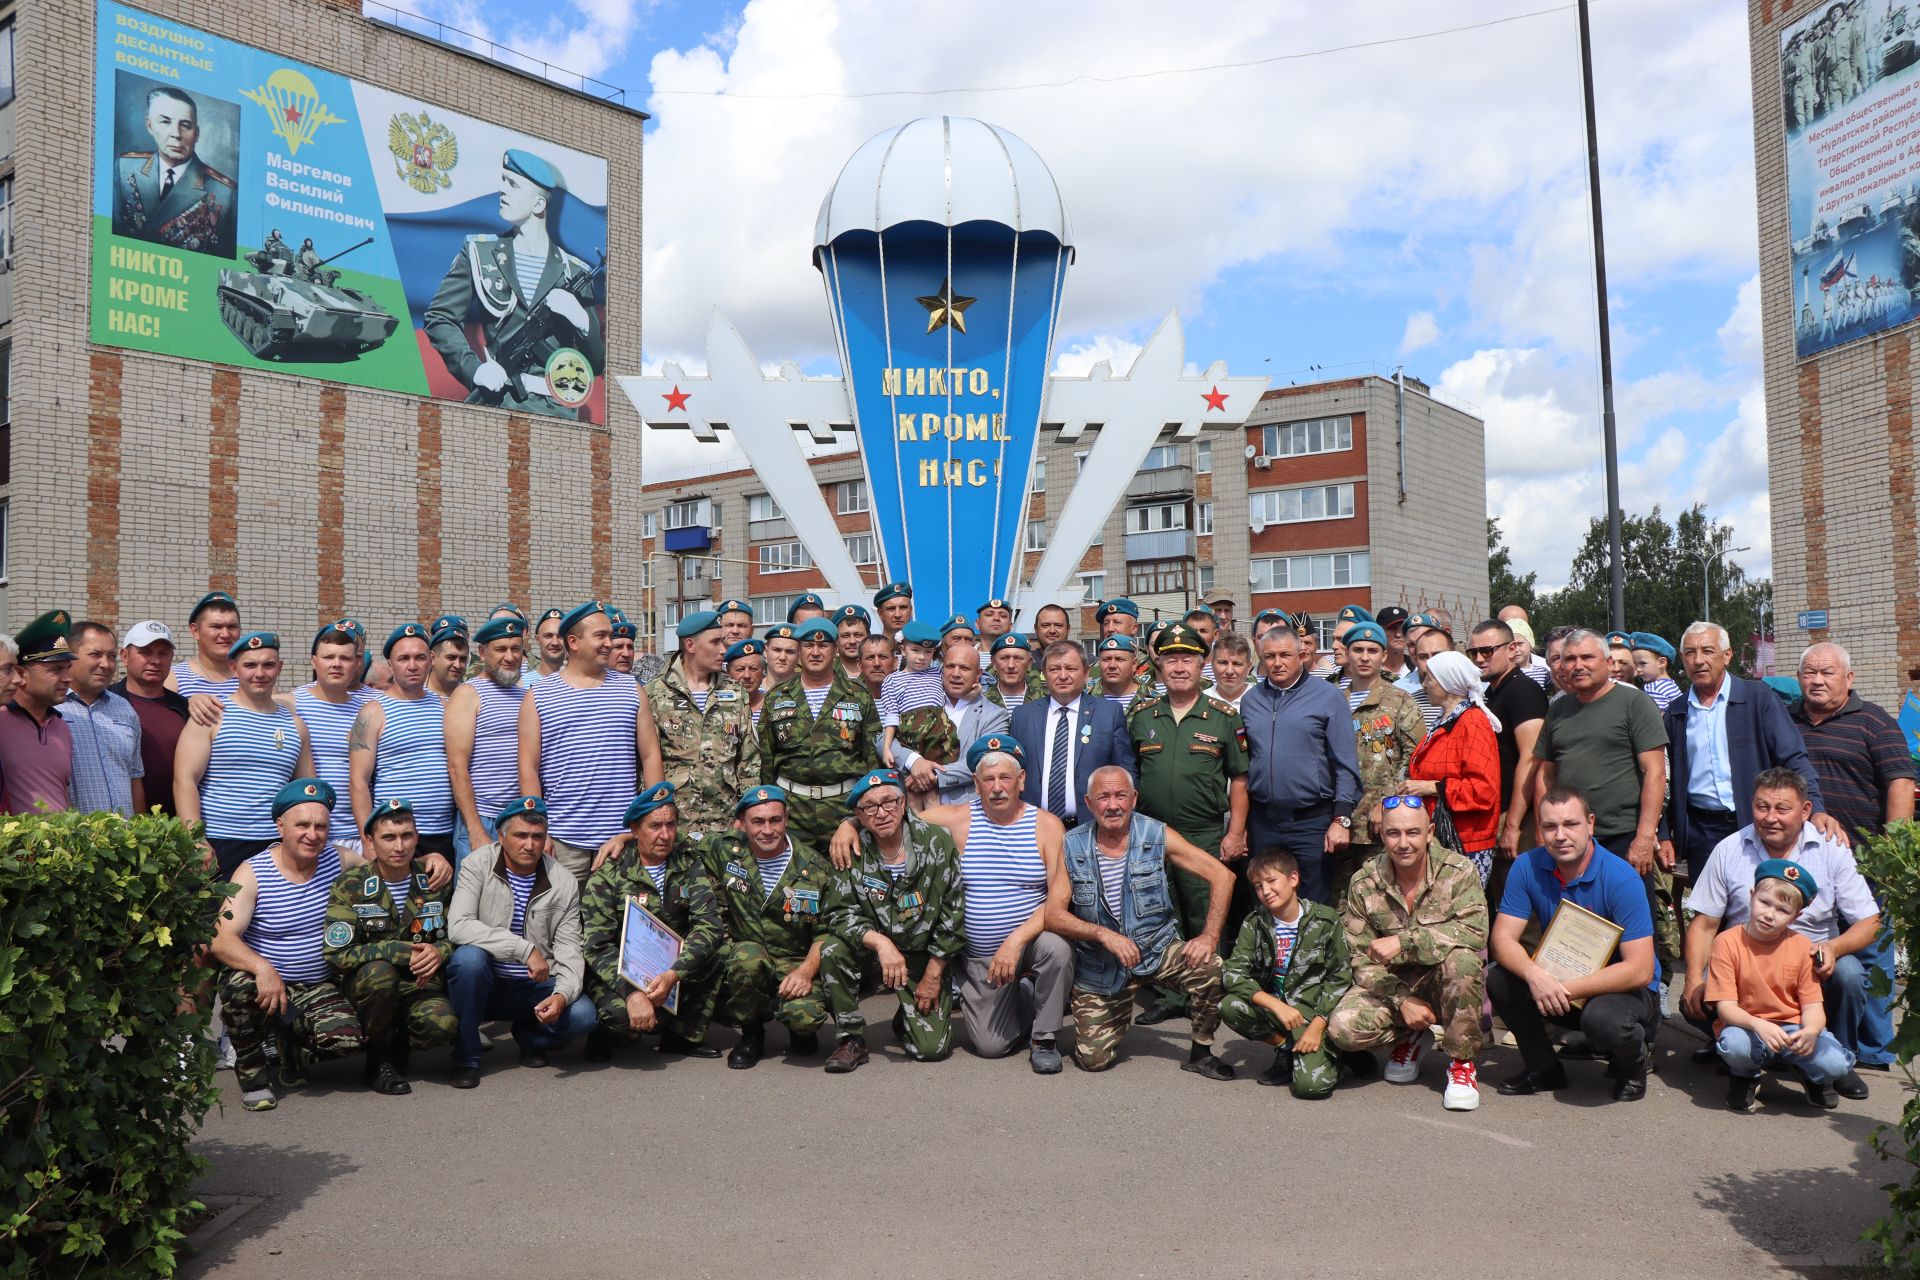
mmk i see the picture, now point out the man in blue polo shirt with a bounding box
[1487,785,1661,1103]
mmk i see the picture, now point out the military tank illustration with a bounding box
[217,236,398,361]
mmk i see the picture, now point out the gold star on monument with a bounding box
[915,278,976,334]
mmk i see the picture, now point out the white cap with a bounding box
[122,620,173,649]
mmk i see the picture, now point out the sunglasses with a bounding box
[1464,644,1508,660]
[1381,795,1426,811]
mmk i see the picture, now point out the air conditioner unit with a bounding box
[1253,456,1272,470]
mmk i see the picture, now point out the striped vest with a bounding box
[958,799,1045,959]
[373,691,453,835]
[467,677,526,823]
[241,846,342,983]
[173,661,238,702]
[533,671,637,846]
[295,686,370,843]
[201,702,300,840]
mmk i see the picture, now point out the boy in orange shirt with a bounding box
[1709,857,1857,1112]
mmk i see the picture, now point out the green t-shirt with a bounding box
[1533,684,1669,842]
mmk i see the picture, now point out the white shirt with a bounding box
[1685,823,1879,944]
[1040,695,1084,820]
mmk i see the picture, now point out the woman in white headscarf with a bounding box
[1402,650,1504,885]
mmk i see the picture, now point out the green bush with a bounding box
[0,811,228,1278]
[1857,819,1920,1274]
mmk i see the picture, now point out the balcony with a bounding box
[1126,465,1193,500]
[1124,528,1195,562]
[748,516,794,541]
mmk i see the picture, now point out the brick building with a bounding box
[640,371,1488,646]
[0,0,646,639]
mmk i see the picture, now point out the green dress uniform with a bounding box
[756,672,882,850]
[580,842,726,1044]
[823,814,968,1060]
[1127,691,1249,934]
[1219,901,1351,1098]
[111,153,236,257]
[1343,679,1426,908]
[322,859,458,1052]
[642,660,760,839]
[702,832,857,1035]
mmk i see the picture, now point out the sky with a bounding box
[414,0,1768,591]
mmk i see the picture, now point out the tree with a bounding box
[1487,518,1539,616]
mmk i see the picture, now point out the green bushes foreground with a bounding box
[0,811,226,1278]
[1858,820,1920,1273]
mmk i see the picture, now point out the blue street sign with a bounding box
[1796,609,1829,630]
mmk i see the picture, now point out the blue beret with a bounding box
[1184,604,1218,622]
[189,591,239,623]
[716,598,753,619]
[847,769,906,811]
[939,614,975,637]
[900,621,941,645]
[272,777,335,819]
[496,795,548,828]
[560,600,606,635]
[1097,634,1135,653]
[1344,622,1389,650]
[786,592,827,621]
[1253,609,1288,627]
[833,604,872,627]
[536,608,566,629]
[967,733,1026,772]
[363,797,413,833]
[1096,598,1139,620]
[229,630,280,660]
[623,781,678,827]
[311,619,363,654]
[725,638,766,663]
[978,598,1013,613]
[763,624,798,642]
[676,610,721,639]
[873,582,913,607]
[607,608,636,640]
[1629,631,1676,661]
[430,615,469,648]
[1336,604,1374,624]
[736,784,788,814]
[1754,857,1819,904]
[491,602,528,622]
[475,616,526,645]
[791,618,837,643]
[383,622,427,657]
[1406,612,1441,631]
[990,633,1031,653]
[503,147,565,192]
[1605,631,1631,648]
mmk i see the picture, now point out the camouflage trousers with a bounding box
[1070,943,1223,1072]
[1219,995,1340,1098]
[722,937,856,1034]
[1329,843,1380,915]
[338,960,457,1050]
[1649,867,1684,974]
[1327,949,1485,1061]
[782,790,857,856]
[823,948,954,1060]
[593,963,722,1044]
[219,968,366,1093]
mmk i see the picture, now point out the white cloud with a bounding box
[1399,310,1439,354]
[1052,335,1143,377]
[1718,274,1763,368]
[412,0,652,82]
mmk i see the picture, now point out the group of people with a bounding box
[0,582,1903,1118]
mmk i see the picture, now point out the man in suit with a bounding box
[889,643,1009,807]
[112,87,236,258]
[1010,641,1136,830]
[1658,621,1842,883]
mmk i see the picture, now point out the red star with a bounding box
[284,105,302,123]
[663,386,691,412]
[1202,385,1229,412]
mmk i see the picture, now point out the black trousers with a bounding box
[1488,963,1660,1074]
[1680,804,1740,884]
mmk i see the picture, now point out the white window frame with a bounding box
[1250,483,1356,527]
[758,541,812,574]
[1032,457,1047,492]
[663,498,710,530]
[1250,551,1371,593]
[748,492,783,522]
[1194,438,1212,474]
[837,478,870,515]
[1262,415,1353,459]
[751,594,801,625]
[1124,503,1187,534]
[1078,570,1105,603]
[1198,564,1215,595]
[843,532,878,565]
[1196,502,1214,535]
[642,511,658,538]
[639,559,655,589]
[1141,443,1179,471]
[1025,519,1049,552]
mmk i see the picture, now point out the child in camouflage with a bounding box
[1219,849,1352,1099]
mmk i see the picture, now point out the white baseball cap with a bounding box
[122,620,173,649]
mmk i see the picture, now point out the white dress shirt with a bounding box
[1041,695,1084,820]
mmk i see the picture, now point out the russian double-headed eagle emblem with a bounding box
[388,110,460,194]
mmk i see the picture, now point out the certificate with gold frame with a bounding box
[1530,900,1624,1007]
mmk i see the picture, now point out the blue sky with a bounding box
[416,0,1766,589]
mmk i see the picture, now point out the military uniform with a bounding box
[757,672,882,849]
[986,668,1049,709]
[111,152,236,257]
[322,859,458,1052]
[1341,680,1426,907]
[1127,691,1249,935]
[642,660,760,839]
[581,841,726,1044]
[1327,843,1489,1063]
[823,813,967,1059]
[1220,901,1351,1097]
[702,831,856,1034]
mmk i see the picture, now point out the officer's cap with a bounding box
[1152,623,1207,656]
[16,611,73,665]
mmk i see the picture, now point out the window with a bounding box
[1196,502,1214,535]
[1314,618,1336,649]
[1198,564,1215,595]
[660,599,684,635]
[664,498,710,530]
[748,493,783,522]
[682,557,713,582]
[637,606,656,642]
[1141,443,1179,470]
[1032,457,1047,492]
[640,558,655,589]
[1250,551,1371,593]
[1262,415,1352,459]
[837,478,870,514]
[843,533,878,565]
[1195,438,1212,474]
[0,498,9,584]
[1124,503,1186,533]
[1025,519,1049,552]
[0,175,13,266]
[752,594,803,625]
[0,22,13,109]
[759,541,812,574]
[642,512,658,538]
[1127,558,1189,595]
[1250,483,1356,526]
[1079,571,1105,603]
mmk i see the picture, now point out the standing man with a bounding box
[1032,603,1072,651]
[169,591,241,699]
[427,616,470,700]
[757,618,882,851]
[985,633,1042,711]
[1240,626,1362,906]
[111,621,189,817]
[1093,635,1144,711]
[528,609,568,685]
[858,636,896,705]
[763,622,802,690]
[294,622,373,855]
[715,600,756,647]
[873,582,914,641]
[976,598,1016,653]
[1791,641,1915,1077]
[1207,596,1237,634]
[175,633,313,875]
[1095,599,1155,695]
[1468,618,1551,880]
[1630,633,1683,710]
[350,624,457,859]
[445,615,530,864]
[0,612,77,815]
[1010,641,1136,831]
[1339,621,1425,909]
[889,643,1008,808]
[832,605,872,680]
[606,608,637,676]
[58,620,145,816]
[787,592,830,626]
[643,610,758,842]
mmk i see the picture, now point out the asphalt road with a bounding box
[184,1005,1905,1280]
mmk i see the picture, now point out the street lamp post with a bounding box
[1694,545,1750,623]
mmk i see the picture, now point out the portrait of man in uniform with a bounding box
[110,75,240,259]
[422,148,606,419]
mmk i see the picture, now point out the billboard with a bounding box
[91,1,613,421]
[1781,1,1920,359]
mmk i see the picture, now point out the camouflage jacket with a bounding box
[1222,900,1350,1021]
[1341,843,1489,1001]
[826,814,967,960]
[896,704,961,765]
[757,670,882,787]
[642,658,760,836]
[1348,680,1427,842]
[700,832,837,959]
[323,858,453,984]
[580,841,726,994]
[985,669,1048,710]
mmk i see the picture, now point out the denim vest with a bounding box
[1063,813,1181,995]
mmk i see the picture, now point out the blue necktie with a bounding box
[1047,705,1070,817]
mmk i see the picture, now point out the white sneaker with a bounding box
[1443,1058,1481,1111]
[1384,1033,1428,1083]
[215,1031,236,1070]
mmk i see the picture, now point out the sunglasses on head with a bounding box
[1381,795,1425,811]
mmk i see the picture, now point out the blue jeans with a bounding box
[1715,1022,1854,1083]
[1249,806,1335,905]
[445,944,596,1069]
[452,812,499,869]
[1824,950,1892,1066]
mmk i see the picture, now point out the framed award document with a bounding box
[619,897,685,1014]
[1530,900,1624,1007]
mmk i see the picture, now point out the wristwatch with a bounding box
[1335,815,1352,829]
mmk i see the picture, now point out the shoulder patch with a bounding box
[325,921,354,948]
[1205,695,1239,716]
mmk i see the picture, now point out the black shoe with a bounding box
[1339,1049,1379,1080]
[448,1065,481,1089]
[788,1030,821,1057]
[1727,1075,1760,1113]
[658,1031,721,1058]
[892,1008,908,1040]
[1135,1000,1182,1026]
[1801,1073,1841,1109]
[1691,1045,1720,1064]
[363,1056,412,1096]
[1180,1051,1235,1082]
[1611,1069,1648,1102]
[1858,1061,1892,1072]
[583,1028,614,1064]
[1833,1069,1869,1101]
[1496,1065,1570,1096]
[389,1035,412,1077]
[519,1046,549,1069]
[728,1026,766,1070]
[1257,1048,1296,1088]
